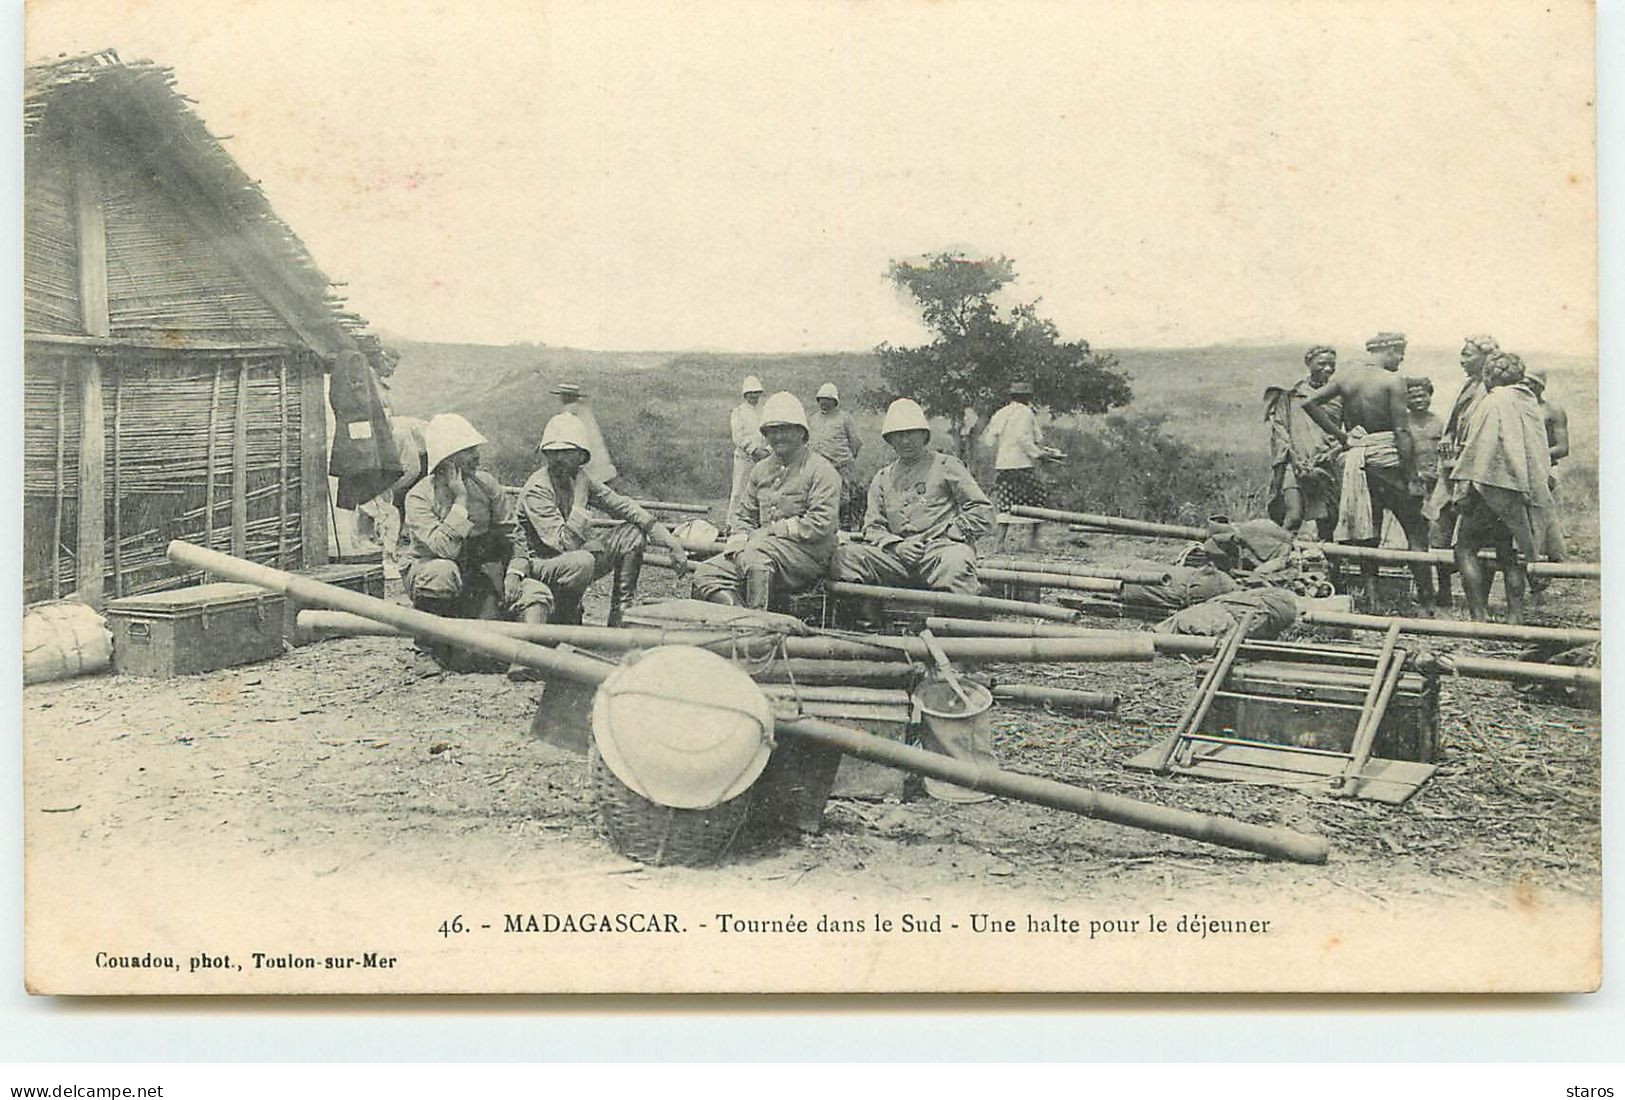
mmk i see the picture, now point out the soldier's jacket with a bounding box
[403,468,526,571]
[736,448,842,560]
[863,451,994,548]
[517,466,656,557]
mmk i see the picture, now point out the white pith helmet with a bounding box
[591,646,775,809]
[538,412,594,458]
[816,382,839,402]
[741,375,764,396]
[758,391,810,434]
[881,398,931,437]
[423,413,487,471]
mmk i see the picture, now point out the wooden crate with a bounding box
[281,563,387,646]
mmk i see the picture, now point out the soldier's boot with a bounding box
[506,603,551,682]
[605,548,644,629]
[743,565,774,611]
[409,596,456,673]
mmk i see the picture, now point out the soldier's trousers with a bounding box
[829,537,979,595]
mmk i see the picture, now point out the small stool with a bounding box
[995,515,1041,552]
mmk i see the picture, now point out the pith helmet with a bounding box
[591,646,775,809]
[539,412,594,458]
[881,398,931,437]
[816,382,839,402]
[741,375,764,395]
[758,391,810,433]
[423,413,487,471]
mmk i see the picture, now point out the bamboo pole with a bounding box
[1300,609,1600,647]
[987,683,1119,713]
[231,359,250,558]
[750,659,920,686]
[1413,652,1601,689]
[296,609,1151,663]
[205,362,221,551]
[1039,506,1600,580]
[922,615,1600,688]
[923,616,1220,656]
[631,500,710,515]
[1012,506,1203,539]
[825,580,1079,623]
[981,557,1172,585]
[786,717,1328,864]
[979,566,1123,594]
[111,366,122,597]
[759,684,913,706]
[277,357,290,568]
[52,371,66,598]
[189,541,1326,864]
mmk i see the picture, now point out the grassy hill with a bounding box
[384,339,1597,539]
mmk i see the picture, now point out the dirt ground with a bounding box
[23,535,1602,926]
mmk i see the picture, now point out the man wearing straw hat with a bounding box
[830,398,993,613]
[401,413,548,669]
[552,381,618,485]
[694,392,841,610]
[727,375,770,531]
[809,381,863,529]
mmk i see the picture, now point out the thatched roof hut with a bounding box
[23,50,384,605]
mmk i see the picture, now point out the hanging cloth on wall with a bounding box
[327,349,404,508]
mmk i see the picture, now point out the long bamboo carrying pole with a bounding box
[296,610,1154,663]
[987,683,1119,713]
[978,566,1123,594]
[981,557,1172,585]
[824,580,1079,622]
[922,616,1219,656]
[782,717,1328,864]
[922,615,1597,687]
[1026,505,1601,580]
[174,541,1326,864]
[1300,609,1600,647]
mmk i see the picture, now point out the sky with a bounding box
[26,0,1598,355]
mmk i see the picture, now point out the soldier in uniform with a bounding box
[830,398,994,610]
[692,392,841,609]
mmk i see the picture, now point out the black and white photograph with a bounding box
[18,0,1601,994]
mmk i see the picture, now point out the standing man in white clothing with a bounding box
[982,380,1061,550]
[728,375,769,531]
[552,382,618,486]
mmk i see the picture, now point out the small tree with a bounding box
[866,252,1132,457]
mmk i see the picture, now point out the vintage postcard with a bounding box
[20,0,1599,994]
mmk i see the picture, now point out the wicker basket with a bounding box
[589,746,752,867]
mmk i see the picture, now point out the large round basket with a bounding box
[589,745,752,867]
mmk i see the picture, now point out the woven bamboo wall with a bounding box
[22,349,307,603]
[101,159,297,343]
[22,155,81,335]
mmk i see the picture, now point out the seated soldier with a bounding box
[830,398,993,617]
[515,412,691,637]
[401,413,549,669]
[691,392,841,609]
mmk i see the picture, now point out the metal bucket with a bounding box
[912,677,996,803]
